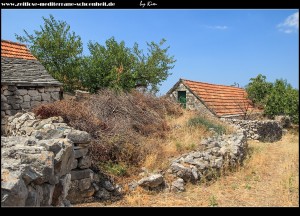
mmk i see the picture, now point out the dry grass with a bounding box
[33,90,228,179]
[139,110,226,172]
[75,131,299,207]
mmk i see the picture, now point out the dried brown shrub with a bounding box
[33,90,182,169]
[32,100,106,137]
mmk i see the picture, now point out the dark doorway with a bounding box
[178,91,186,108]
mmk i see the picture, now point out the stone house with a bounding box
[166,78,255,118]
[1,40,63,132]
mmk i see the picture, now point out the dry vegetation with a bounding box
[33,90,299,207]
[76,130,299,207]
[33,90,229,179]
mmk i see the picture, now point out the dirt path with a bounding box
[75,132,299,207]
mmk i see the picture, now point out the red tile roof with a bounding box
[182,79,255,117]
[1,40,36,60]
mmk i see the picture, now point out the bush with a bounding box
[99,162,128,177]
[246,75,299,124]
[32,89,183,169]
[32,100,106,137]
[188,116,227,135]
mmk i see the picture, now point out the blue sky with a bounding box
[1,9,299,94]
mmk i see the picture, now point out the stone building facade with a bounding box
[1,40,63,133]
[166,78,256,119]
[168,82,214,117]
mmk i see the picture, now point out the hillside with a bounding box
[76,130,299,207]
[33,90,233,185]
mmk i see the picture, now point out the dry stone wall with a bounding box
[132,130,248,192]
[2,112,253,206]
[1,85,62,134]
[1,112,117,206]
[221,118,283,142]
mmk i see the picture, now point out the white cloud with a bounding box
[208,25,228,30]
[277,12,299,33]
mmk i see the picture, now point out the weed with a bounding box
[209,195,218,207]
[175,142,183,152]
[188,116,226,135]
[100,162,128,177]
[245,183,252,190]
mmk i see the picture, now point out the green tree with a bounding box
[16,14,83,92]
[82,37,176,93]
[264,79,288,117]
[264,79,299,123]
[246,75,299,124]
[285,86,299,123]
[245,74,273,108]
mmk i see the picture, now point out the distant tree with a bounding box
[16,14,83,92]
[245,74,273,109]
[81,37,176,93]
[264,79,299,123]
[246,75,299,124]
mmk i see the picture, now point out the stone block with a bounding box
[15,89,28,96]
[1,94,7,102]
[20,102,31,109]
[31,101,41,108]
[23,95,31,102]
[1,102,11,110]
[74,147,89,158]
[67,130,91,144]
[11,103,20,110]
[41,93,51,101]
[78,156,91,169]
[28,90,39,97]
[70,169,93,180]
[38,88,45,93]
[71,159,78,170]
[31,95,42,101]
[50,92,60,101]
[78,178,92,191]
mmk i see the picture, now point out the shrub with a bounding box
[32,100,106,137]
[246,75,299,124]
[188,116,226,135]
[99,162,128,177]
[32,89,183,170]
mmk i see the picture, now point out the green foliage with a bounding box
[245,74,273,109]
[264,79,299,123]
[209,195,218,207]
[16,15,83,92]
[175,142,183,152]
[82,37,176,93]
[100,162,127,176]
[246,75,299,124]
[188,116,226,135]
[16,15,175,93]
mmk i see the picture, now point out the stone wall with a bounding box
[1,112,118,206]
[221,118,283,142]
[1,85,62,134]
[131,131,248,192]
[168,83,214,117]
[2,112,252,205]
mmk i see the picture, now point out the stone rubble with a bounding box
[1,112,118,206]
[221,118,283,142]
[133,130,248,193]
[3,112,261,205]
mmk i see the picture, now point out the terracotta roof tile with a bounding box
[182,79,255,117]
[1,40,62,86]
[1,40,36,60]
